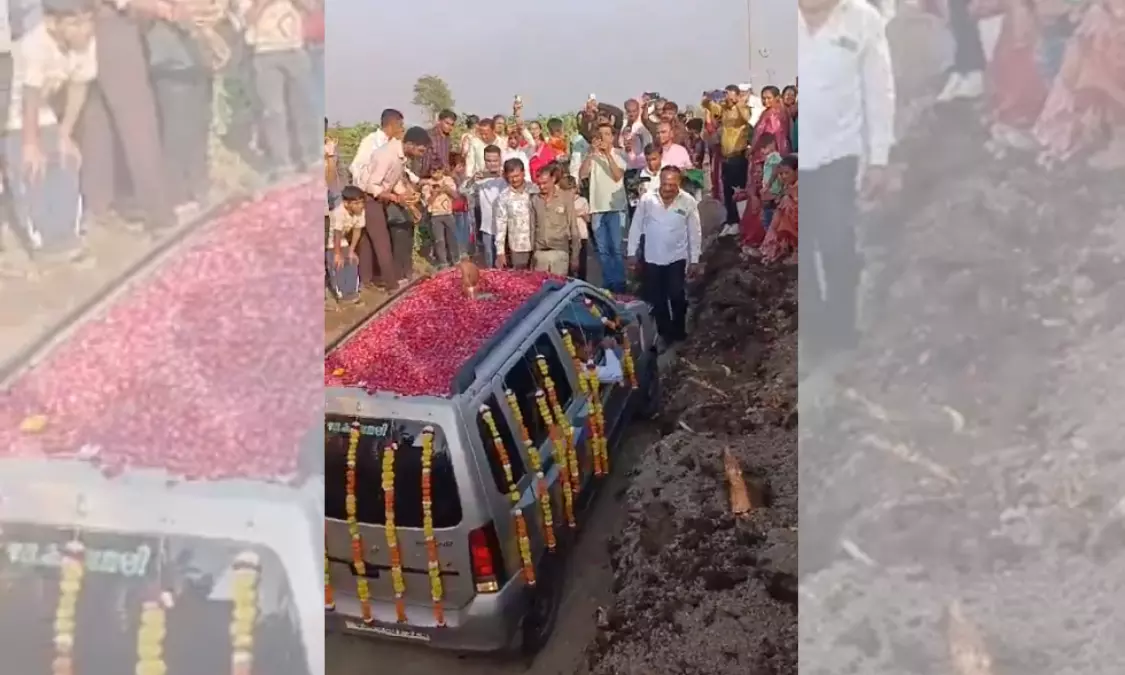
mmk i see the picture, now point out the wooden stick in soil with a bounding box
[724,447,751,515]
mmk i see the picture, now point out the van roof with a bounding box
[325,269,568,398]
[0,181,320,483]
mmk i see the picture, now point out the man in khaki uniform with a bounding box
[530,163,581,276]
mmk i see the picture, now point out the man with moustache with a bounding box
[797,0,894,372]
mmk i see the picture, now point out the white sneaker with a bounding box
[719,223,739,237]
[956,71,984,99]
[937,72,962,102]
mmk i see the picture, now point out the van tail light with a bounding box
[469,522,506,593]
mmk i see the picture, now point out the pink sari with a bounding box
[987,0,1047,130]
[752,105,792,155]
[1034,2,1125,159]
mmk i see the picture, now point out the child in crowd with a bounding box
[450,152,472,256]
[423,164,460,268]
[8,0,95,264]
[327,186,366,304]
[685,118,707,169]
[759,135,784,229]
[560,174,590,280]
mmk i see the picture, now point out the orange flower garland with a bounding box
[560,330,603,476]
[505,389,556,551]
[479,406,535,585]
[536,390,575,528]
[536,356,581,493]
[383,440,407,623]
[230,551,261,675]
[560,330,588,394]
[585,361,610,474]
[135,592,172,675]
[53,540,85,675]
[620,331,637,388]
[420,426,447,624]
[344,422,373,624]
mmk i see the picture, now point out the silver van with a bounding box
[324,275,659,654]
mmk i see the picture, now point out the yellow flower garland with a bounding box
[479,406,535,585]
[536,390,575,528]
[560,330,604,477]
[507,388,556,552]
[536,356,581,494]
[620,331,638,388]
[383,441,407,623]
[229,551,260,675]
[585,361,610,474]
[344,422,373,624]
[135,592,171,675]
[420,426,447,624]
[53,540,85,675]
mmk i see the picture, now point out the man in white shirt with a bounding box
[620,98,652,170]
[463,145,506,268]
[626,166,702,347]
[579,123,628,293]
[798,0,894,367]
[464,117,501,180]
[348,108,399,180]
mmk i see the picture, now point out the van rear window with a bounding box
[324,417,462,528]
[0,525,310,675]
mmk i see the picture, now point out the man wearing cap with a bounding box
[701,84,753,228]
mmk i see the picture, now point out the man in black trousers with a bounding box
[625,166,702,351]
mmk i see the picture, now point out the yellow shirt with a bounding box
[702,100,751,158]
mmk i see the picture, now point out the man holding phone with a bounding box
[701,84,753,229]
[580,123,628,293]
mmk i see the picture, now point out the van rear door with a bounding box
[325,417,477,621]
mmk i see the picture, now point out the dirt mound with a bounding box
[583,243,797,675]
[800,105,1125,673]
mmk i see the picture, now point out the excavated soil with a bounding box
[583,244,798,675]
[799,103,1125,674]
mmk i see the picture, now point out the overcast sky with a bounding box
[327,0,797,126]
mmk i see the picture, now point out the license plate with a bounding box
[344,621,431,642]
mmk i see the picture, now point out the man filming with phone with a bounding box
[701,84,753,231]
[580,124,628,293]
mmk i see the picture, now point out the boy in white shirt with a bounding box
[326,186,366,304]
[8,2,95,261]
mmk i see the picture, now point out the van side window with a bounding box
[555,292,619,365]
[503,333,574,448]
[476,395,527,493]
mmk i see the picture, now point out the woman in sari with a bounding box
[1033,0,1125,169]
[782,85,798,153]
[980,0,1048,156]
[751,86,792,155]
[759,155,798,264]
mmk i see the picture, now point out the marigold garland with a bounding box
[560,330,603,476]
[420,426,447,624]
[507,388,556,552]
[53,540,85,675]
[230,551,261,675]
[586,361,610,475]
[612,319,638,388]
[383,440,407,623]
[135,592,171,675]
[344,422,373,624]
[479,406,535,585]
[560,330,588,396]
[536,390,575,528]
[324,533,334,611]
[536,356,581,493]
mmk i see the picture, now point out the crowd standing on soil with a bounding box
[0,0,324,274]
[325,82,799,351]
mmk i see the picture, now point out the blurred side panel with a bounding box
[0,0,325,672]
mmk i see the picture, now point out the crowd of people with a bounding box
[0,0,324,268]
[325,85,800,351]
